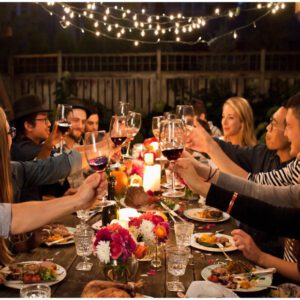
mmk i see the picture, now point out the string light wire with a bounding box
[39,2,286,46]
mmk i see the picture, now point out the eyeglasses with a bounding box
[8,127,16,139]
[269,117,285,132]
[35,118,50,124]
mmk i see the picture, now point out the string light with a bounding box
[40,2,286,46]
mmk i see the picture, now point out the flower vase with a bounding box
[150,244,162,269]
[100,256,138,283]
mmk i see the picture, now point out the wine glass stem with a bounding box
[126,140,131,156]
[172,168,176,192]
[82,255,88,267]
[173,275,179,282]
[60,139,63,154]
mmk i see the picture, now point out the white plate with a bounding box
[120,198,180,213]
[91,220,103,231]
[184,207,230,223]
[191,232,237,252]
[3,261,66,289]
[201,263,273,292]
[44,226,75,246]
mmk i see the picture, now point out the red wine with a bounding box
[88,156,108,172]
[58,122,71,134]
[111,136,127,146]
[162,148,183,161]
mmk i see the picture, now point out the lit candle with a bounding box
[144,152,154,165]
[143,164,161,192]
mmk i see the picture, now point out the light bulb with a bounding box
[215,8,220,15]
[134,41,139,46]
[95,31,100,36]
[94,21,99,28]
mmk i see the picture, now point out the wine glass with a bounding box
[124,111,142,158]
[166,245,190,292]
[74,226,94,271]
[116,101,130,116]
[176,105,195,130]
[85,130,114,207]
[109,115,128,148]
[56,104,73,153]
[152,116,164,140]
[160,119,186,198]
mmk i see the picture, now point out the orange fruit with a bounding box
[134,244,147,259]
[110,170,129,197]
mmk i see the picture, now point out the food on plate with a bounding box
[125,187,176,212]
[196,233,231,248]
[207,261,255,290]
[7,261,58,284]
[197,208,223,219]
[43,224,73,243]
[81,280,144,298]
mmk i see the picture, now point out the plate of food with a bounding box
[201,261,273,292]
[2,261,66,289]
[43,224,75,246]
[184,207,230,222]
[191,232,237,252]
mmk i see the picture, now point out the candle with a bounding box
[143,164,161,192]
[119,208,140,221]
[144,152,154,165]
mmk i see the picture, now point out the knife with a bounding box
[160,202,187,223]
[233,267,276,278]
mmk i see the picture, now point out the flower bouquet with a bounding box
[94,223,138,282]
[129,212,170,267]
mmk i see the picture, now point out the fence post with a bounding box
[156,48,161,103]
[57,51,62,81]
[260,48,266,94]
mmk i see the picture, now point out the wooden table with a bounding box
[0,202,272,298]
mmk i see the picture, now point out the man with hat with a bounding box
[62,97,91,149]
[11,95,61,162]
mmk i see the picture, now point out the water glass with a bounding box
[174,222,194,247]
[74,226,94,271]
[20,284,51,298]
[166,245,190,292]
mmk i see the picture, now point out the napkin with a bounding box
[186,281,239,298]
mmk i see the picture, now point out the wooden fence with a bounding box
[3,49,300,115]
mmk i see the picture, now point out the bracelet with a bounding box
[205,167,218,182]
[226,192,238,214]
[204,166,212,182]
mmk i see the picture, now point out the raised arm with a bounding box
[248,159,300,186]
[186,122,248,177]
[10,173,104,235]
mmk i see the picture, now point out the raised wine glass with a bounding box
[85,130,114,207]
[116,101,130,116]
[152,116,164,140]
[160,119,186,198]
[109,115,128,148]
[124,111,142,158]
[176,105,195,130]
[56,104,73,153]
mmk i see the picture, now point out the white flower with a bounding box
[139,220,156,245]
[96,241,110,264]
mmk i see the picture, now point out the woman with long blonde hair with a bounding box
[221,97,257,147]
[0,107,104,265]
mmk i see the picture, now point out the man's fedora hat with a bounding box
[13,95,49,120]
[64,97,92,116]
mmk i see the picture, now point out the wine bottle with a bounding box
[102,176,119,226]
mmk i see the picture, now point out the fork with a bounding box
[216,242,233,261]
